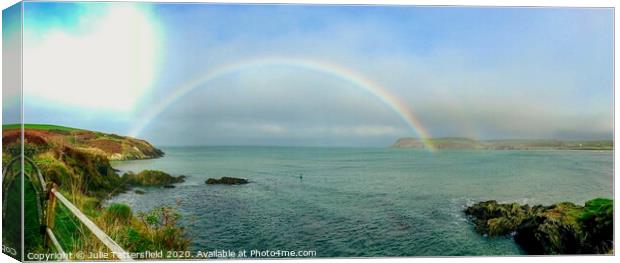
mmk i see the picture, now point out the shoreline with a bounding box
[391,148,613,152]
[125,144,614,152]
[5,124,612,257]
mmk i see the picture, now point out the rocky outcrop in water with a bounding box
[205,177,249,185]
[464,198,613,254]
[122,170,186,187]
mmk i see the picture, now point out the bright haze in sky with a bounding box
[11,2,614,147]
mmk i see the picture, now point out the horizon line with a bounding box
[4,123,613,144]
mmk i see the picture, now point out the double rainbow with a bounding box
[128,57,436,151]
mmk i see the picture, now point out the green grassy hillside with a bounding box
[2,124,188,259]
[3,123,163,160]
[2,123,82,132]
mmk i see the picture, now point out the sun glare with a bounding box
[23,4,159,112]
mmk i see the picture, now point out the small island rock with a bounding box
[122,170,185,187]
[206,177,249,185]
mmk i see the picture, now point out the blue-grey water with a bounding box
[108,147,613,257]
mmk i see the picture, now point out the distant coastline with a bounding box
[392,137,613,151]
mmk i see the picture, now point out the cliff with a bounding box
[2,124,163,160]
[2,124,165,197]
[2,124,189,255]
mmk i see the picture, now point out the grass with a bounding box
[104,204,132,224]
[2,123,82,131]
[2,163,24,256]
[2,154,188,260]
[3,124,183,258]
[2,168,46,254]
[45,187,191,259]
[3,123,164,162]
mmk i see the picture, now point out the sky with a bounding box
[12,2,614,147]
[2,2,21,125]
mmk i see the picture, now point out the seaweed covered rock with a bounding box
[577,198,613,253]
[514,202,584,254]
[464,199,613,255]
[122,170,186,187]
[464,200,540,236]
[205,177,249,185]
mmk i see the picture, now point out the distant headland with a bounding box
[392,137,613,150]
[2,123,164,160]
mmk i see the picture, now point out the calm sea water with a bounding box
[108,147,613,257]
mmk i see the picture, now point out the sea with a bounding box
[108,146,613,257]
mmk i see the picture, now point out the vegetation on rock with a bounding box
[578,198,614,253]
[122,170,186,187]
[206,177,249,185]
[464,199,613,254]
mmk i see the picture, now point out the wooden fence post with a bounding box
[44,182,57,248]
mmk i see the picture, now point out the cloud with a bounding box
[2,4,22,124]
[23,3,160,112]
[20,4,614,145]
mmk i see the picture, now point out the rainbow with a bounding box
[129,57,436,151]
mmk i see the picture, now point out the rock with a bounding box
[122,170,186,187]
[134,189,146,194]
[464,199,613,255]
[464,200,537,236]
[578,198,614,253]
[513,202,583,254]
[205,177,249,185]
[163,185,175,188]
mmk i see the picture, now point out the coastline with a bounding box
[391,148,614,152]
[465,199,613,254]
[107,145,612,256]
[392,137,613,151]
[2,125,190,259]
[3,124,613,257]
